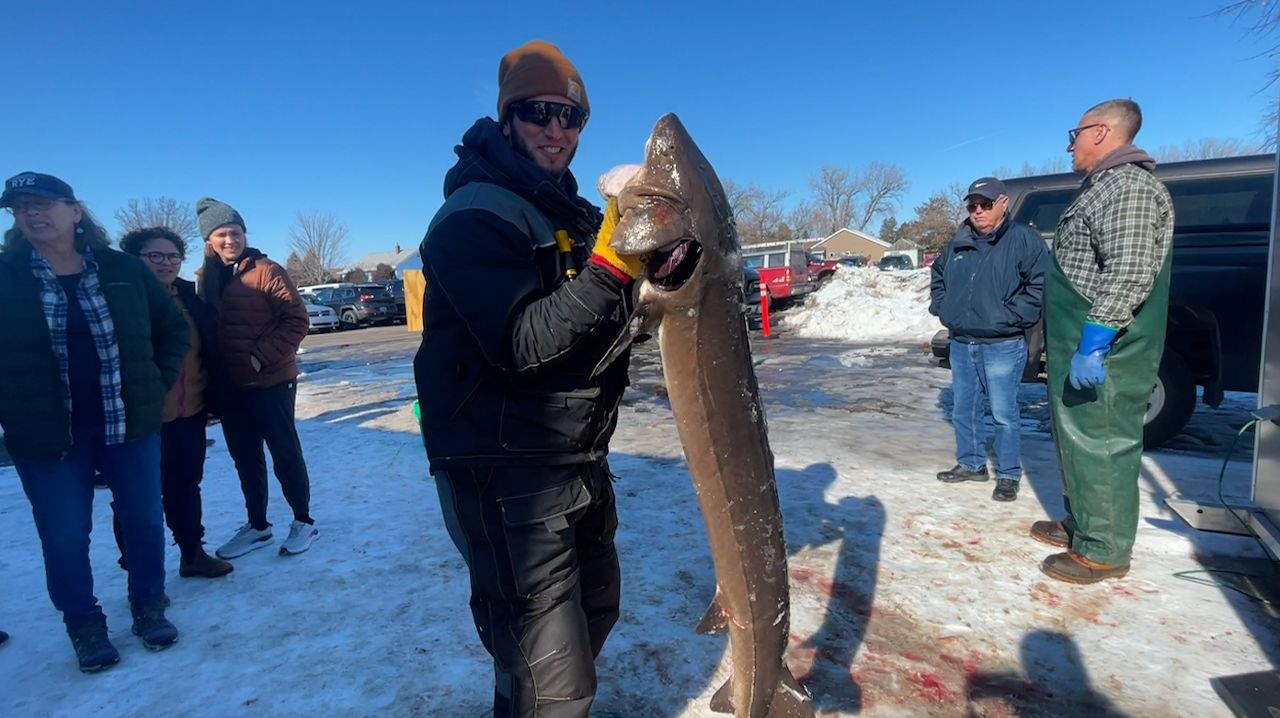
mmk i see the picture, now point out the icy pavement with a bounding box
[1,327,1277,717]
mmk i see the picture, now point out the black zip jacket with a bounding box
[929,216,1048,343]
[413,118,632,472]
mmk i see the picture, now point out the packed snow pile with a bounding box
[785,267,942,343]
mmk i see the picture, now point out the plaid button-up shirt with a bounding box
[32,246,127,445]
[1053,163,1174,328]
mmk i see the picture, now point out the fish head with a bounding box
[611,114,741,308]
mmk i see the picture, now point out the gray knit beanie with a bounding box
[196,197,246,239]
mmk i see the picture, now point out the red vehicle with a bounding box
[742,244,817,301]
[806,252,840,285]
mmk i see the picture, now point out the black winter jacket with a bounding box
[929,217,1048,343]
[412,118,632,472]
[0,244,189,460]
[172,277,223,417]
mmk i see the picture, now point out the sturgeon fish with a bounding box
[603,114,814,718]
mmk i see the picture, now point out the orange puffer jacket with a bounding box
[199,247,308,389]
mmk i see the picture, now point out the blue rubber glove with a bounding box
[1069,322,1119,390]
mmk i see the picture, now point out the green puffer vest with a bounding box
[0,244,190,461]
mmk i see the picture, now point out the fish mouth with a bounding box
[647,239,702,290]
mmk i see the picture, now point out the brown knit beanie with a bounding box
[497,40,589,121]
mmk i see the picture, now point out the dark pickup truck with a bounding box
[930,153,1274,448]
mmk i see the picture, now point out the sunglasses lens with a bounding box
[512,101,586,129]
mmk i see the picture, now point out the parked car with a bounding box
[305,302,340,333]
[806,252,840,285]
[299,283,396,329]
[742,243,817,305]
[928,153,1275,448]
[877,254,914,271]
[374,279,406,323]
[837,255,868,268]
[742,266,769,329]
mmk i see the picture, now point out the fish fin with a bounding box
[694,592,729,635]
[709,675,735,714]
[590,304,656,379]
[769,667,815,717]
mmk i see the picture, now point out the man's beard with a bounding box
[509,129,576,179]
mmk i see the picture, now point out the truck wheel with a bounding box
[1143,350,1196,449]
[341,309,358,329]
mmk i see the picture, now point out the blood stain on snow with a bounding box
[908,670,951,702]
[1030,582,1064,608]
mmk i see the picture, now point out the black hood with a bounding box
[442,118,601,239]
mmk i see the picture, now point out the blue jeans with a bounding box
[949,337,1027,480]
[16,425,166,624]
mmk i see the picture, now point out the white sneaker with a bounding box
[216,524,273,559]
[279,521,319,556]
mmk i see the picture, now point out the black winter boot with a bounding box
[66,615,120,673]
[131,598,179,651]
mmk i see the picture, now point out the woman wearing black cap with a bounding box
[0,172,190,672]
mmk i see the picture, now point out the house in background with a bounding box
[886,237,922,267]
[808,228,891,262]
[350,244,419,279]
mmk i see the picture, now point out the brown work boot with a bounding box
[179,546,234,578]
[1030,520,1071,548]
[1040,551,1129,584]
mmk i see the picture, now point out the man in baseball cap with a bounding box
[929,176,1047,503]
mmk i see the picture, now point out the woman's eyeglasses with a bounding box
[509,100,588,130]
[142,252,183,265]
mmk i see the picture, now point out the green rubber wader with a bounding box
[1044,254,1171,565]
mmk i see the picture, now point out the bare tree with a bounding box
[723,178,791,245]
[808,166,859,236]
[115,197,198,242]
[372,263,396,280]
[1218,0,1280,147]
[287,210,350,286]
[806,163,910,236]
[944,182,970,222]
[787,200,824,240]
[990,157,1070,179]
[852,161,909,231]
[1154,137,1261,162]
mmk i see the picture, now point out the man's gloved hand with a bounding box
[1069,322,1119,390]
[590,196,645,280]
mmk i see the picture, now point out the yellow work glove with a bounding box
[589,196,645,280]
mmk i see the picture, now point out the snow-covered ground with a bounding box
[2,271,1277,717]
[785,268,942,344]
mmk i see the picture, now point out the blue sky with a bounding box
[7,1,1276,273]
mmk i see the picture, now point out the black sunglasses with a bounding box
[966,199,995,213]
[509,100,588,130]
[1067,123,1105,146]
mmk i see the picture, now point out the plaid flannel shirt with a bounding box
[1053,163,1174,328]
[32,246,128,444]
